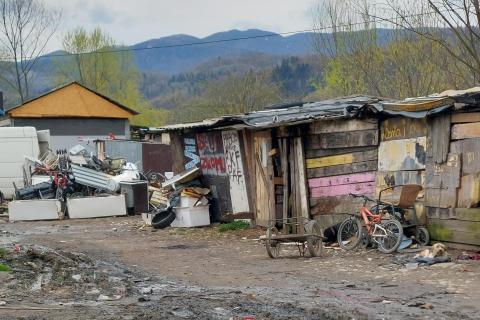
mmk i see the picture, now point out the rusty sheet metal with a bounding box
[142,143,172,174]
[378,137,427,171]
[381,117,427,141]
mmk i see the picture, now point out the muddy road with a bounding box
[0,216,479,319]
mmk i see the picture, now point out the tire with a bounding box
[415,227,430,246]
[337,217,362,250]
[305,220,323,257]
[265,227,281,259]
[151,209,176,229]
[378,220,403,253]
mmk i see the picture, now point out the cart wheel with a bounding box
[415,227,430,246]
[305,220,323,257]
[266,226,281,259]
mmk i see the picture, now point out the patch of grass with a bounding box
[218,220,250,232]
[0,263,11,272]
[0,247,7,258]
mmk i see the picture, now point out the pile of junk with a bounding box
[8,144,212,228]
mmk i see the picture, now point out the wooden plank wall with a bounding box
[425,112,480,247]
[306,119,379,223]
[376,118,427,203]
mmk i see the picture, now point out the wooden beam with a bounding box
[306,146,377,158]
[310,181,375,198]
[306,149,377,169]
[309,118,377,134]
[381,117,427,141]
[428,218,480,246]
[307,160,377,179]
[454,208,480,222]
[451,122,480,140]
[295,137,310,220]
[451,112,480,124]
[306,129,379,149]
[309,172,376,188]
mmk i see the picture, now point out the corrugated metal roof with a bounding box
[151,88,480,133]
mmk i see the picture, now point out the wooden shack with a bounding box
[153,90,480,248]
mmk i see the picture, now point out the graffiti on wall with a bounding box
[222,131,250,212]
[196,132,226,176]
[184,137,200,170]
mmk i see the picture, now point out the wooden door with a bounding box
[254,130,274,226]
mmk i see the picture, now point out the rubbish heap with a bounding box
[8,144,211,228]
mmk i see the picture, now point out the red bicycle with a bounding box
[337,193,403,253]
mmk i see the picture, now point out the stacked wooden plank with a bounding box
[426,112,480,246]
[306,119,379,227]
[376,118,427,203]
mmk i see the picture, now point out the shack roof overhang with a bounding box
[150,88,480,133]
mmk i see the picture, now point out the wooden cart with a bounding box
[265,217,324,258]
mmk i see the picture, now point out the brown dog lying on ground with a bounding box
[414,243,448,259]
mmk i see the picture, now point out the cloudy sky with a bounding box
[44,0,316,51]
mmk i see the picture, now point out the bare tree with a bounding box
[384,0,480,85]
[0,0,61,103]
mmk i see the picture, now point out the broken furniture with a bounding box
[120,180,149,215]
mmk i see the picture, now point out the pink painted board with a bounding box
[308,172,376,188]
[309,182,376,198]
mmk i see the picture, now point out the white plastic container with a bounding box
[171,205,210,228]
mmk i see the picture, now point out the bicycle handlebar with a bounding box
[349,193,376,203]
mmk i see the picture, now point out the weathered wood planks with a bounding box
[310,119,378,134]
[378,137,427,171]
[310,181,375,198]
[306,150,377,169]
[306,146,377,159]
[309,172,376,188]
[307,160,377,179]
[425,154,460,189]
[428,218,480,245]
[310,195,372,215]
[454,208,480,222]
[451,112,480,124]
[427,114,451,164]
[381,118,427,141]
[451,122,480,140]
[457,174,480,208]
[306,129,379,149]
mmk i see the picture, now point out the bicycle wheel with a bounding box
[337,217,362,250]
[415,227,430,246]
[305,220,323,257]
[378,220,403,253]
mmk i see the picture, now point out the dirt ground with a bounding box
[0,215,479,320]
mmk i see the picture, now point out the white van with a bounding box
[0,127,40,199]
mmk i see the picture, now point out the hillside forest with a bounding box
[0,0,479,126]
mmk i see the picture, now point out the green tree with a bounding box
[169,71,281,123]
[54,27,167,127]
